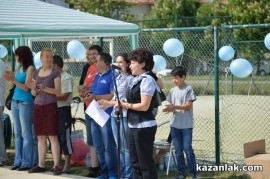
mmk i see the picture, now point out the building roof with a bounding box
[0,0,140,39]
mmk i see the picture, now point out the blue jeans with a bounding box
[85,114,93,146]
[111,117,132,179]
[170,127,197,177]
[91,117,117,178]
[11,100,38,168]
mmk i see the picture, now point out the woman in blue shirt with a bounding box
[5,46,37,171]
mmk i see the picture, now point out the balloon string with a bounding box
[182,53,228,71]
[248,73,253,96]
[224,67,230,95]
[179,54,184,66]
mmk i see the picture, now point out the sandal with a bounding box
[53,166,61,175]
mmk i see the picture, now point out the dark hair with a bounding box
[99,52,112,66]
[117,52,131,74]
[53,55,64,68]
[15,46,34,71]
[89,45,103,54]
[128,48,154,71]
[171,66,186,78]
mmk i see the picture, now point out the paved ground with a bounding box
[0,166,93,179]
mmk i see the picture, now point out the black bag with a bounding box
[159,90,166,102]
[3,113,12,149]
[153,90,167,108]
[5,85,15,110]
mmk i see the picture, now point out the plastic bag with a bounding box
[70,138,89,166]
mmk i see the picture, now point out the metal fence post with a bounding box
[214,26,220,165]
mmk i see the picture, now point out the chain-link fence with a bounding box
[2,24,270,167]
[218,24,270,165]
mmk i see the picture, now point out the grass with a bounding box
[4,148,250,178]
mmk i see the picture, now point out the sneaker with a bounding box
[28,166,46,173]
[86,168,101,177]
[17,166,31,171]
[53,166,61,175]
[10,166,20,170]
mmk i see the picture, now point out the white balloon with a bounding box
[34,51,42,68]
[264,33,270,50]
[67,40,86,60]
[153,55,167,72]
[163,38,184,57]
[218,46,235,61]
[0,44,8,58]
[229,58,253,78]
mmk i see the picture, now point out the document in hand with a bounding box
[85,99,110,127]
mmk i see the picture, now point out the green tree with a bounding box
[198,0,270,72]
[197,0,270,26]
[142,0,200,28]
[224,0,270,24]
[64,0,132,19]
[196,0,230,26]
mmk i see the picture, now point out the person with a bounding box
[27,48,61,175]
[98,52,133,179]
[120,48,160,179]
[78,45,102,177]
[0,59,7,166]
[53,55,74,173]
[84,52,117,179]
[162,66,197,179]
[4,46,38,171]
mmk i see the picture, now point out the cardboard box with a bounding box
[244,139,270,179]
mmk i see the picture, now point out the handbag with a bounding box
[153,89,167,108]
[159,90,166,102]
[5,85,15,110]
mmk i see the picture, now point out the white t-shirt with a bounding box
[0,60,6,106]
[57,71,74,107]
[167,84,196,129]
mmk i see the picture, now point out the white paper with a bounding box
[85,99,109,127]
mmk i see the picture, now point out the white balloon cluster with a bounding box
[154,38,185,72]
[218,46,253,78]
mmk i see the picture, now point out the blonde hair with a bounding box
[40,48,53,57]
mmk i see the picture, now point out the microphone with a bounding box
[111,64,122,71]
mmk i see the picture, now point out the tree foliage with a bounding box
[197,0,270,25]
[64,0,132,19]
[150,0,200,18]
[141,0,200,28]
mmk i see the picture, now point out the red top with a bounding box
[84,64,98,107]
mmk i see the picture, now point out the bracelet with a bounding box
[126,103,129,110]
